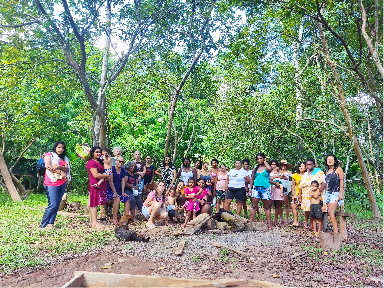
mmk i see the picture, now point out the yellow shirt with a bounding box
[292,173,302,196]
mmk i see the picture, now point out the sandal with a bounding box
[92,184,100,189]
[268,225,273,230]
[113,220,119,225]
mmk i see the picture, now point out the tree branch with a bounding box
[300,118,348,135]
[0,19,41,28]
[9,138,36,173]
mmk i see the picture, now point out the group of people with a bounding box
[39,142,345,236]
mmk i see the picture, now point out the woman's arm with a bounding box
[121,177,127,196]
[151,167,155,183]
[192,168,197,184]
[155,168,162,176]
[89,168,109,180]
[336,167,345,199]
[225,175,229,192]
[176,168,182,179]
[291,180,296,198]
[265,160,272,173]
[250,169,255,190]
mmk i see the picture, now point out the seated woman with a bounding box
[142,181,169,228]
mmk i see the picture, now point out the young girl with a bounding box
[269,160,284,226]
[182,178,200,227]
[175,181,186,216]
[279,160,292,224]
[167,187,179,222]
[92,149,118,196]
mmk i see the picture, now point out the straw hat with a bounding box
[279,160,292,169]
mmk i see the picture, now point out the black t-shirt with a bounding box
[125,172,138,192]
[143,164,155,184]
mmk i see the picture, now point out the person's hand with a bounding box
[113,193,119,198]
[338,195,343,201]
[46,165,54,171]
[122,192,128,197]
[298,195,302,202]
[133,186,138,190]
[321,207,325,213]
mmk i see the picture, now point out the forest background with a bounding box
[0,0,382,217]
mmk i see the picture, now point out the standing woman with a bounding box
[176,158,197,186]
[298,159,326,230]
[214,164,228,211]
[209,159,220,191]
[86,146,110,229]
[269,160,285,226]
[279,160,292,224]
[40,141,70,229]
[197,162,212,191]
[290,162,306,227]
[155,155,177,189]
[324,155,344,233]
[143,155,155,185]
[249,153,273,228]
[224,160,250,215]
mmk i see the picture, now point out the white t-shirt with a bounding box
[228,168,247,188]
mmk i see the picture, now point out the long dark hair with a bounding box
[325,154,339,170]
[162,155,173,168]
[296,162,306,174]
[254,153,266,173]
[195,159,202,170]
[156,181,167,202]
[91,146,103,165]
[52,141,66,160]
[182,157,191,167]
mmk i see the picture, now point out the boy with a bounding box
[309,180,323,235]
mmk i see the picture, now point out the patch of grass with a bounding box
[217,248,230,263]
[335,243,383,266]
[0,191,115,274]
[191,255,200,262]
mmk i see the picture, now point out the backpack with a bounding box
[37,158,46,176]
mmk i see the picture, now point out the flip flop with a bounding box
[268,225,273,230]
[146,223,156,229]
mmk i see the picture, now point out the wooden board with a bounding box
[334,211,357,217]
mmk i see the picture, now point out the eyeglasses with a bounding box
[118,161,125,164]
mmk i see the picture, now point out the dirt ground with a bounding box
[1,211,383,288]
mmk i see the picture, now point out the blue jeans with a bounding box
[40,183,67,228]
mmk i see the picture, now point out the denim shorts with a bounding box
[166,204,175,212]
[324,192,342,205]
[251,186,271,200]
[142,206,150,218]
[283,187,289,195]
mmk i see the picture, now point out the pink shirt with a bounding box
[86,159,107,191]
[144,191,167,206]
[43,152,67,187]
[184,186,201,202]
[216,172,227,191]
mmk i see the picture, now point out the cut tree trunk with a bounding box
[0,151,21,201]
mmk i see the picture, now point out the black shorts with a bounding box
[310,204,323,219]
[225,187,245,202]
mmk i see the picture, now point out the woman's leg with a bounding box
[48,182,67,225]
[192,210,197,219]
[147,202,162,226]
[40,185,60,228]
[262,199,272,228]
[112,197,120,222]
[223,198,232,211]
[327,202,338,233]
[90,206,100,226]
[304,211,311,229]
[123,200,130,216]
[278,200,284,224]
[108,174,117,194]
[216,199,221,211]
[283,194,290,223]
[128,192,137,216]
[242,196,248,216]
[273,201,279,225]
[249,198,260,224]
[291,203,299,226]
[236,200,243,215]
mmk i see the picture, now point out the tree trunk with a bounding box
[11,173,27,197]
[92,0,111,148]
[0,151,21,202]
[317,19,381,218]
[293,22,304,121]
[164,94,178,157]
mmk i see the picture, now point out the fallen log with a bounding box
[220,212,247,232]
[183,213,211,235]
[210,241,248,257]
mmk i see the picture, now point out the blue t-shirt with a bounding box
[107,166,126,194]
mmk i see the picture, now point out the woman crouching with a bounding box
[142,181,169,229]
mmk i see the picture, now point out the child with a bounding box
[182,178,199,227]
[92,149,118,197]
[309,180,323,235]
[167,187,179,221]
[175,181,186,217]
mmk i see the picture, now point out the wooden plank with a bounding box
[210,241,248,257]
[182,213,211,235]
[339,216,348,240]
[175,239,186,256]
